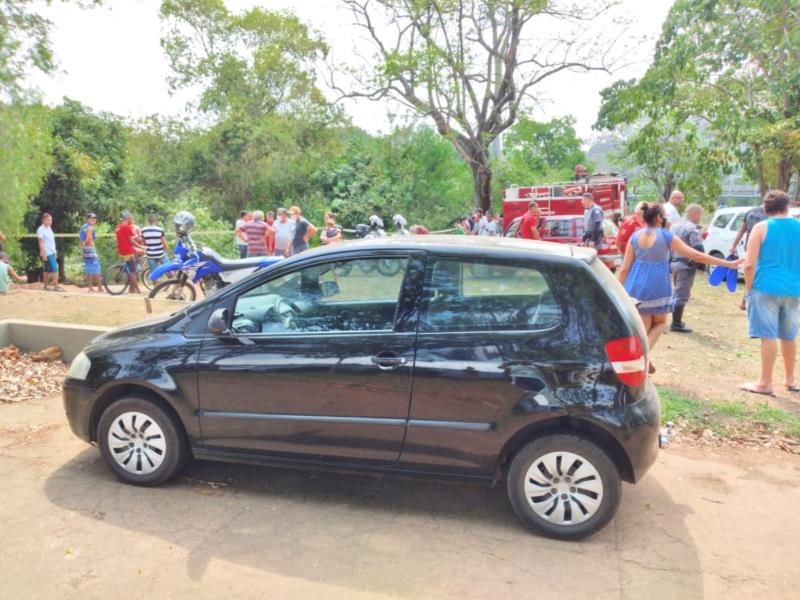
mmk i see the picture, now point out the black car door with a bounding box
[400,255,576,476]
[195,252,425,465]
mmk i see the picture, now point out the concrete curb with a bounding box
[0,319,111,362]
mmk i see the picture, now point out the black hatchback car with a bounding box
[63,236,660,539]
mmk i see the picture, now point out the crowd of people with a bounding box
[615,188,800,396]
[234,206,320,259]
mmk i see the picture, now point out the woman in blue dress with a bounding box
[618,203,740,371]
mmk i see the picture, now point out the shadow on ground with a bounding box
[44,449,704,598]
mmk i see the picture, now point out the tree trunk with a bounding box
[776,155,793,192]
[661,171,676,203]
[469,157,493,211]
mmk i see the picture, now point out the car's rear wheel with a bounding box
[97,397,188,486]
[507,434,621,540]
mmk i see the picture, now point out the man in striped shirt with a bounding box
[244,210,272,256]
[141,214,169,273]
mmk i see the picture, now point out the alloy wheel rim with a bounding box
[107,411,167,475]
[523,451,603,526]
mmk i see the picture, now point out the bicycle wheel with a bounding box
[148,278,197,302]
[140,265,154,290]
[376,258,402,277]
[357,261,377,274]
[103,263,129,295]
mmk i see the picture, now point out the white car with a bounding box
[704,205,800,264]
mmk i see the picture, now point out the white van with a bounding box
[704,205,800,262]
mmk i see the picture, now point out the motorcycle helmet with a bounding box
[354,224,370,238]
[173,211,195,236]
[392,214,407,228]
[368,214,384,229]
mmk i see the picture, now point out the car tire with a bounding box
[506,434,621,540]
[97,396,189,486]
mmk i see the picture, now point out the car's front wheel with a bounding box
[507,434,621,540]
[97,397,189,486]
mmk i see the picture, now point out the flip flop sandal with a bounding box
[725,265,738,292]
[785,386,800,393]
[739,385,776,398]
[708,265,728,287]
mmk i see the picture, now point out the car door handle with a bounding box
[371,354,407,368]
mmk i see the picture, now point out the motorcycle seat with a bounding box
[202,247,280,271]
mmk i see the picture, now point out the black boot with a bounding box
[671,305,692,333]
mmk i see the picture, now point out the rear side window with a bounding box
[543,220,573,237]
[712,213,733,229]
[730,213,746,231]
[419,258,563,332]
[505,219,520,238]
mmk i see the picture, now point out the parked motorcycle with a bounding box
[148,212,282,301]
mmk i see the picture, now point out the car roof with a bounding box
[712,206,751,215]
[298,234,595,262]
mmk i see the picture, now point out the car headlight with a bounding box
[68,351,92,380]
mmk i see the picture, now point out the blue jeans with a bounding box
[747,289,800,340]
[238,245,248,259]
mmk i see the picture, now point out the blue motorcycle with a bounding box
[147,212,281,301]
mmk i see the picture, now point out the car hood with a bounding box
[91,309,187,344]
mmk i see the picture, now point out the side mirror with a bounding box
[207,308,230,335]
[320,280,340,298]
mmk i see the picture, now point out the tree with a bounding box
[495,115,589,190]
[1,0,100,98]
[596,84,731,207]
[596,0,800,197]
[23,99,126,277]
[159,0,342,217]
[160,0,329,118]
[0,102,52,258]
[313,125,472,227]
[336,0,621,210]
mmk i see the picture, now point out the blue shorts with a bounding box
[747,290,800,341]
[84,258,101,276]
[43,254,58,273]
[147,256,167,272]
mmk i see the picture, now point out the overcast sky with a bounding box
[26,0,675,142]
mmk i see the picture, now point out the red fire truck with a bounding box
[502,173,628,231]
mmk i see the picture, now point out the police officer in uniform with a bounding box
[670,203,705,333]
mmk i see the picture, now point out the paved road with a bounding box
[2,394,799,599]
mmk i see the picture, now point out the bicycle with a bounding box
[102,256,153,295]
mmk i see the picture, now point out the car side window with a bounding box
[545,220,572,237]
[505,219,520,238]
[419,258,563,332]
[712,213,733,229]
[730,213,746,231]
[231,257,409,335]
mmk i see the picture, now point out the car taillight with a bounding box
[605,336,647,386]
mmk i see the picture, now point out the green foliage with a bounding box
[22,99,127,269]
[494,115,591,194]
[0,102,52,263]
[160,0,328,118]
[0,0,101,98]
[1,0,55,97]
[343,0,618,209]
[597,0,800,197]
[313,126,472,229]
[658,386,800,439]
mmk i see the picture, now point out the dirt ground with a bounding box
[1,391,799,600]
[1,286,186,327]
[645,280,800,414]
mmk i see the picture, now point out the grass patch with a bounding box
[658,386,800,440]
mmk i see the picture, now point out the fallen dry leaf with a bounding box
[0,345,68,403]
